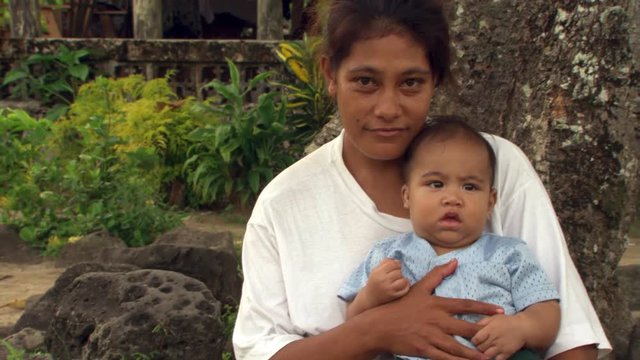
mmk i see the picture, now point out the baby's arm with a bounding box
[472,300,561,359]
[346,258,410,319]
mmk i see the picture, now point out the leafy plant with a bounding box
[0,108,52,193]
[0,105,181,251]
[0,340,27,360]
[1,45,94,119]
[185,59,301,207]
[0,0,9,33]
[220,304,239,360]
[63,74,216,206]
[274,35,335,144]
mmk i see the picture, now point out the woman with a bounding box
[233,0,611,359]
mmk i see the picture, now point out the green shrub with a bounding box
[62,74,216,206]
[1,45,94,120]
[184,59,301,207]
[0,106,181,251]
[0,109,52,193]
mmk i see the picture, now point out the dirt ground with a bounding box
[0,211,248,332]
[0,215,638,333]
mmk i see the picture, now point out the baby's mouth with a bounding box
[439,212,461,226]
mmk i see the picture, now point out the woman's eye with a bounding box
[403,78,423,88]
[356,77,374,86]
[427,181,443,188]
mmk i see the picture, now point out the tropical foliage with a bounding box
[184,59,300,207]
[1,45,94,119]
[274,35,335,144]
[0,46,333,252]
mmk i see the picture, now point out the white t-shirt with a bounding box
[233,132,611,360]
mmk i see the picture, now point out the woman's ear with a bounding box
[401,184,410,209]
[320,55,336,96]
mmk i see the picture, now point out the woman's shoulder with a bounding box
[480,133,541,195]
[252,135,342,212]
[480,133,530,165]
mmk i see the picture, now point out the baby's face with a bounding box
[401,135,496,255]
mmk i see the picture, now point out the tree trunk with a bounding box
[8,0,40,38]
[290,0,304,37]
[132,0,163,39]
[257,0,283,40]
[430,1,639,358]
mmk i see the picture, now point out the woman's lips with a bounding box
[367,127,406,137]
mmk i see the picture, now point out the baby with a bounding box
[339,116,561,360]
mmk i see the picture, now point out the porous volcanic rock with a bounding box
[99,231,241,307]
[46,269,224,360]
[12,263,138,333]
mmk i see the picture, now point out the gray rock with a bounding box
[629,318,640,360]
[617,265,640,311]
[585,281,634,360]
[55,230,127,267]
[12,262,138,333]
[0,325,12,339]
[45,269,224,360]
[99,242,242,307]
[3,327,46,352]
[0,224,41,264]
[153,226,235,255]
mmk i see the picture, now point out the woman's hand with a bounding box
[366,259,503,360]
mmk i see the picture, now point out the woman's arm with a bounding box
[272,260,502,360]
[549,345,598,360]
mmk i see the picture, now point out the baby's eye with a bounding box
[463,183,479,191]
[427,181,443,189]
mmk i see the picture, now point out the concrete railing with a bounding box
[0,38,287,101]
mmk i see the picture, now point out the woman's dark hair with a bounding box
[317,0,451,86]
[402,116,497,186]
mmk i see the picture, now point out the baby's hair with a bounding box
[402,115,497,185]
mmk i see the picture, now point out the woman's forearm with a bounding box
[271,312,380,360]
[549,344,597,360]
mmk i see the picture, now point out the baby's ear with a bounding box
[487,188,497,216]
[401,184,410,209]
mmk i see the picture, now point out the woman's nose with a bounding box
[374,88,401,121]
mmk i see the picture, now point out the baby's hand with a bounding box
[471,314,526,360]
[364,258,410,305]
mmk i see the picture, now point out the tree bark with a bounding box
[430,1,639,358]
[8,0,40,38]
[257,0,283,40]
[132,0,163,39]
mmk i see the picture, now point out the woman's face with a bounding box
[323,32,435,163]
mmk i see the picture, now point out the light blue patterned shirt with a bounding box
[338,232,560,360]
